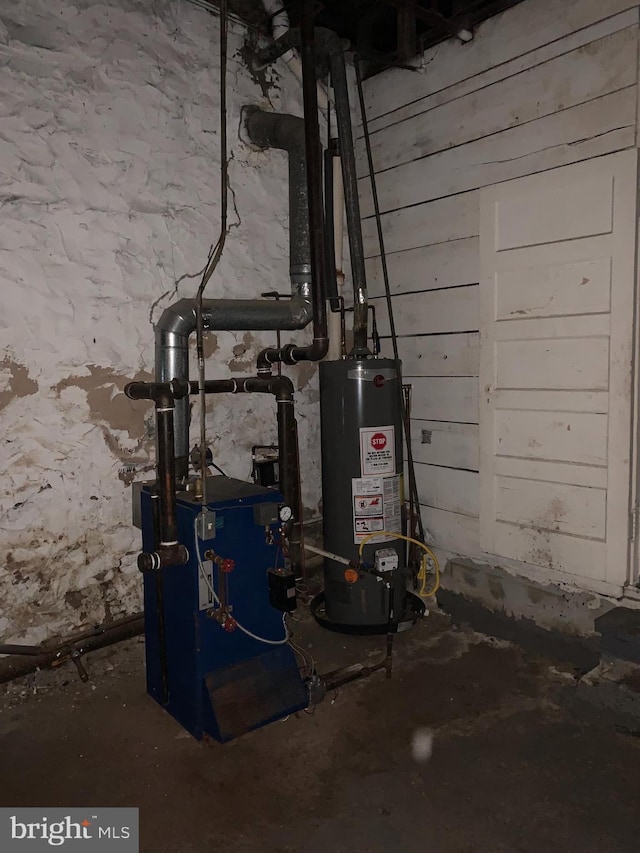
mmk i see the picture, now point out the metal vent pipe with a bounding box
[256,3,329,370]
[244,108,311,294]
[155,297,311,480]
[253,25,369,358]
[155,106,317,479]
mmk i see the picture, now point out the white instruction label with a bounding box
[352,474,402,545]
[353,493,384,516]
[355,516,385,536]
[359,425,395,476]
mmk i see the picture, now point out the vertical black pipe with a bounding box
[277,393,302,562]
[328,47,369,355]
[241,377,301,528]
[150,493,169,705]
[324,146,339,306]
[253,28,370,359]
[241,376,302,567]
[386,582,395,679]
[291,0,328,363]
[277,397,296,514]
[155,402,179,545]
[125,381,188,570]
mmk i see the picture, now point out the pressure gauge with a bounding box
[279,505,293,522]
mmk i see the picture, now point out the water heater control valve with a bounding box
[374,548,399,574]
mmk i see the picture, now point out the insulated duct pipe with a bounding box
[254,26,369,356]
[257,1,329,371]
[156,104,317,479]
[244,109,311,294]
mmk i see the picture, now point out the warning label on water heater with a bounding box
[359,425,395,476]
[352,474,402,544]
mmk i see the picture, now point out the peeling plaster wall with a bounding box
[0,0,321,645]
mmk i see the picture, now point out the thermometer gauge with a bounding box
[279,505,293,522]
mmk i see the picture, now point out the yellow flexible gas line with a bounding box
[357,531,440,598]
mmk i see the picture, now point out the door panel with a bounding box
[479,150,637,590]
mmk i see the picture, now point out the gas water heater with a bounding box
[318,357,408,631]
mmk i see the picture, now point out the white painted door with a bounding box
[479,150,637,595]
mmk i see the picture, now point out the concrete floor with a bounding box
[1,610,639,853]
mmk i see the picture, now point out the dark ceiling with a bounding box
[227,0,524,76]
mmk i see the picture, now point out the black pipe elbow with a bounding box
[297,338,329,362]
[256,347,280,373]
[244,106,305,154]
[240,375,295,400]
[270,375,295,401]
[284,338,330,365]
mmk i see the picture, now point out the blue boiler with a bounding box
[139,477,307,742]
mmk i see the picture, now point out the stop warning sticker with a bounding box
[359,425,395,476]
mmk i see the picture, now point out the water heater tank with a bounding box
[319,357,406,629]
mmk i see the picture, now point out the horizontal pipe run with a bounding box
[158,296,312,337]
[0,644,44,657]
[125,376,296,402]
[304,543,351,567]
[321,659,388,691]
[0,614,144,685]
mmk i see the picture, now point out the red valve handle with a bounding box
[220,558,235,574]
[223,615,237,633]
